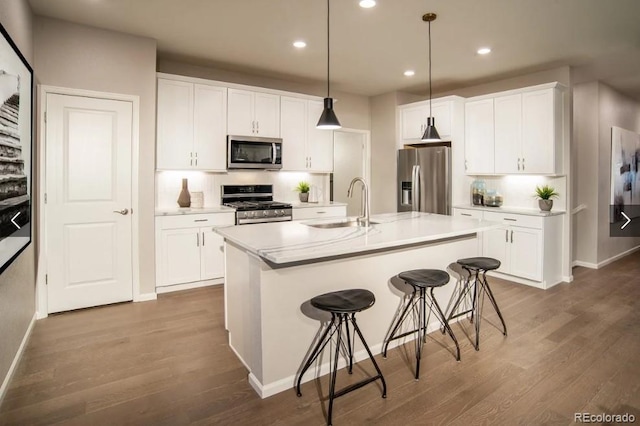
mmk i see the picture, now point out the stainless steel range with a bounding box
[222,184,293,225]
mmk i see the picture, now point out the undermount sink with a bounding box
[306,219,379,229]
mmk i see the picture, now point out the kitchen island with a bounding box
[215,212,499,398]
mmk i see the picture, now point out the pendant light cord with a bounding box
[428,18,432,117]
[327,0,330,98]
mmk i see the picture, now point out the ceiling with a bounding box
[28,0,640,99]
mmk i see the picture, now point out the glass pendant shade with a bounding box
[421,116,441,142]
[317,97,341,129]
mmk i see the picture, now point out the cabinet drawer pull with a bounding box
[316,211,326,214]
[504,218,517,222]
[460,213,472,217]
[194,219,209,222]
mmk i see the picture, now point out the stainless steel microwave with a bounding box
[227,135,283,170]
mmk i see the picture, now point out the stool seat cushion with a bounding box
[311,289,375,313]
[398,269,450,288]
[457,257,501,271]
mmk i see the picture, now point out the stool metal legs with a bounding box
[296,313,386,426]
[382,286,460,380]
[447,267,507,351]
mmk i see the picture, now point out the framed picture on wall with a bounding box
[0,21,33,274]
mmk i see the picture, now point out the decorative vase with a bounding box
[177,178,191,207]
[538,199,553,212]
[299,192,309,202]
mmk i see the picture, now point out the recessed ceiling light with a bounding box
[404,70,415,77]
[477,47,492,55]
[293,41,307,48]
[359,0,376,8]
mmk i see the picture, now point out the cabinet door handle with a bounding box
[197,233,200,247]
[517,158,520,171]
[256,121,259,133]
[465,160,468,171]
[522,158,525,171]
[510,230,513,243]
[505,229,508,242]
[202,232,205,246]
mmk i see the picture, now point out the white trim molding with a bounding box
[0,313,36,405]
[36,85,142,317]
[573,245,640,270]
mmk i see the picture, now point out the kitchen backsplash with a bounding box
[458,175,568,211]
[156,171,330,209]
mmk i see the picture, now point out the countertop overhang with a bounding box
[215,212,501,265]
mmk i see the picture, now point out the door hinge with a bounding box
[44,111,47,123]
[45,274,48,285]
[44,193,47,204]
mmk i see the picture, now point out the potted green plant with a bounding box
[295,181,311,202]
[534,185,559,211]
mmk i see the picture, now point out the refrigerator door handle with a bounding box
[411,165,417,211]
[413,165,421,212]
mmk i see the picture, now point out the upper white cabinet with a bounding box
[399,99,453,144]
[465,83,565,176]
[281,97,333,172]
[157,78,227,171]
[464,98,495,174]
[228,88,280,138]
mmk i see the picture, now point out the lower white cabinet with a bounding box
[453,208,563,288]
[156,212,235,288]
[292,205,347,220]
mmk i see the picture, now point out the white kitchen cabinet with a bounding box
[464,99,495,174]
[494,94,522,174]
[292,205,347,220]
[465,84,565,176]
[398,100,453,143]
[156,212,235,289]
[157,78,227,171]
[521,88,562,174]
[228,88,280,138]
[452,207,562,288]
[281,97,333,172]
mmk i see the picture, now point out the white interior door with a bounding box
[333,130,367,216]
[46,94,133,313]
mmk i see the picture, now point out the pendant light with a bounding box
[421,12,441,142]
[317,0,341,129]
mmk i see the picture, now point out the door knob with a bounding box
[113,208,129,215]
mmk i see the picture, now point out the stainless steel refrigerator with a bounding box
[397,146,451,214]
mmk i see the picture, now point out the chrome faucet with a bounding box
[347,177,371,227]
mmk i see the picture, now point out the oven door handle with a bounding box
[272,143,277,164]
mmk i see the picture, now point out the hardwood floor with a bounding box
[2,252,640,425]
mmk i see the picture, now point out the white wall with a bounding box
[0,0,36,400]
[573,81,640,266]
[34,17,158,294]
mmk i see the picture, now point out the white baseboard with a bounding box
[572,245,640,270]
[156,278,223,295]
[0,313,37,405]
[134,292,157,302]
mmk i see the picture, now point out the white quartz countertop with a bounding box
[453,205,566,217]
[289,201,348,208]
[155,206,236,216]
[215,211,500,265]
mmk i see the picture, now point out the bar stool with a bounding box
[447,257,507,351]
[296,289,386,426]
[382,269,460,380]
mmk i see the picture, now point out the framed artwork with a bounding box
[0,21,33,274]
[610,126,640,223]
